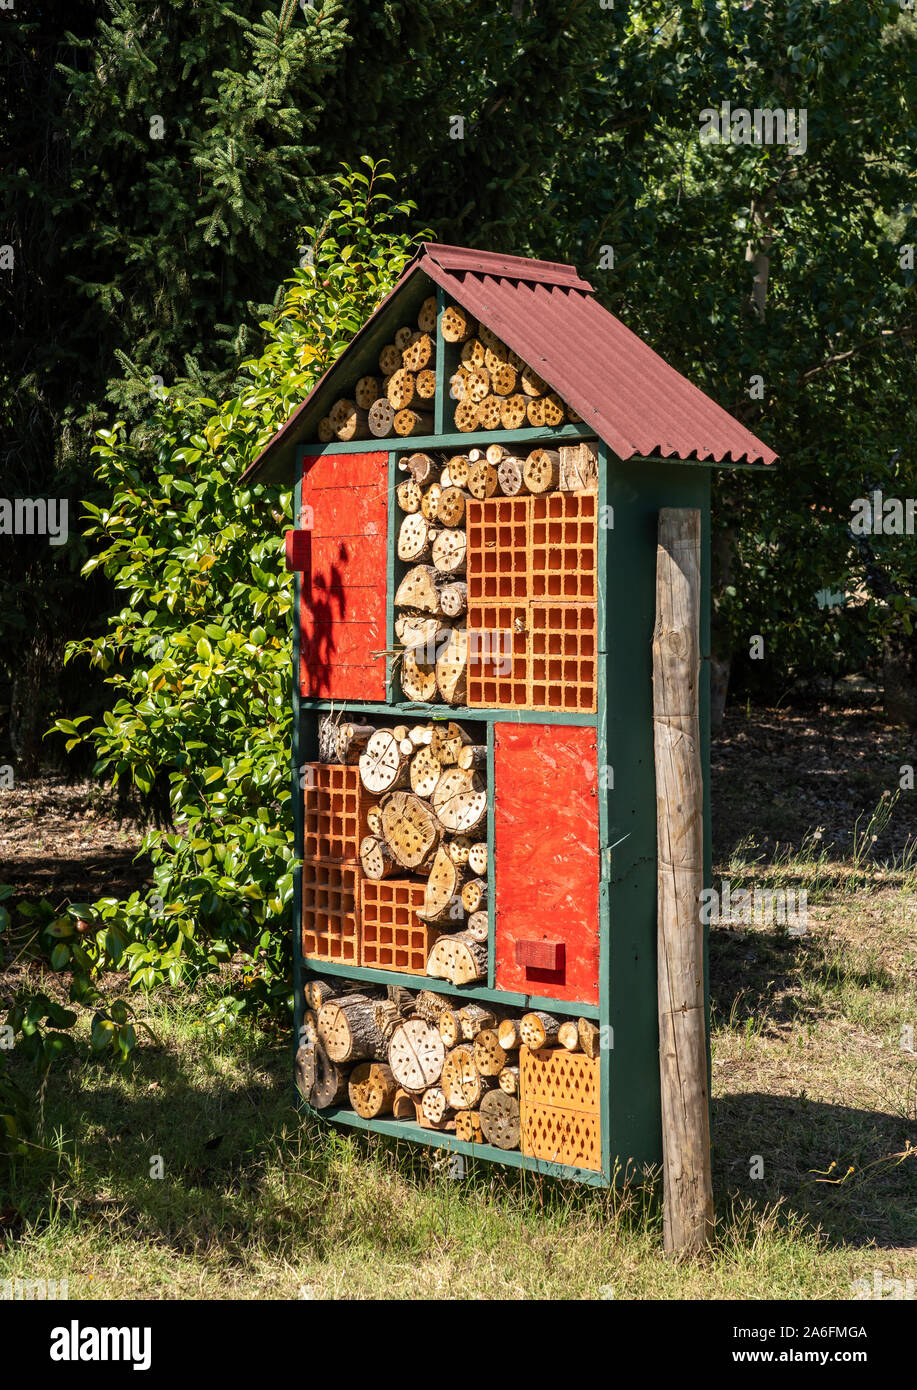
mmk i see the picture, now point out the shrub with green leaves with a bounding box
[3,163,425,1069]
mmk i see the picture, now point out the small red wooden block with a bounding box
[515,939,565,972]
[284,529,311,571]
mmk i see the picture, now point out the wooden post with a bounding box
[653,508,714,1255]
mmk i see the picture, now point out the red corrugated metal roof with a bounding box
[242,242,776,482]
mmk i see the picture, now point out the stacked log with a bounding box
[300,974,600,1156]
[326,300,439,441]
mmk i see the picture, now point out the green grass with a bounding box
[2,874,916,1302]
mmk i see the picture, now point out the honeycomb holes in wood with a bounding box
[303,762,371,862]
[360,879,441,975]
[301,858,362,964]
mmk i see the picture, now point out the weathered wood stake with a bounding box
[653,508,714,1256]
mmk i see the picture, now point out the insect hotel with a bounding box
[243,244,776,1196]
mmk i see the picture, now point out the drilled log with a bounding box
[441,303,476,343]
[431,528,467,575]
[415,368,437,400]
[394,565,443,614]
[402,332,433,373]
[439,582,468,618]
[396,478,423,513]
[499,394,528,430]
[520,1010,561,1050]
[467,842,488,877]
[477,396,503,431]
[368,398,395,437]
[467,460,498,499]
[348,1061,397,1118]
[441,1045,492,1110]
[359,728,410,795]
[454,398,481,432]
[432,767,487,834]
[394,409,433,437]
[420,846,465,926]
[497,455,527,496]
[400,647,439,703]
[498,1064,519,1096]
[420,1086,452,1126]
[479,1090,520,1149]
[438,1006,462,1049]
[360,834,395,881]
[387,368,416,411]
[461,877,487,914]
[523,448,560,494]
[397,512,435,563]
[455,1110,483,1143]
[473,1029,507,1077]
[426,931,487,986]
[380,790,442,870]
[466,911,489,942]
[379,342,402,375]
[387,1018,445,1093]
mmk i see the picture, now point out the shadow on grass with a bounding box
[712,1090,917,1250]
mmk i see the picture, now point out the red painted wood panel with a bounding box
[494,723,599,1005]
[300,452,387,700]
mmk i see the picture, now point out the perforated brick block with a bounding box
[301,858,361,965]
[529,492,597,601]
[360,878,440,975]
[466,602,530,708]
[520,1100,602,1171]
[528,602,597,713]
[302,761,371,862]
[519,1045,601,1172]
[466,497,529,602]
[519,1045,600,1113]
